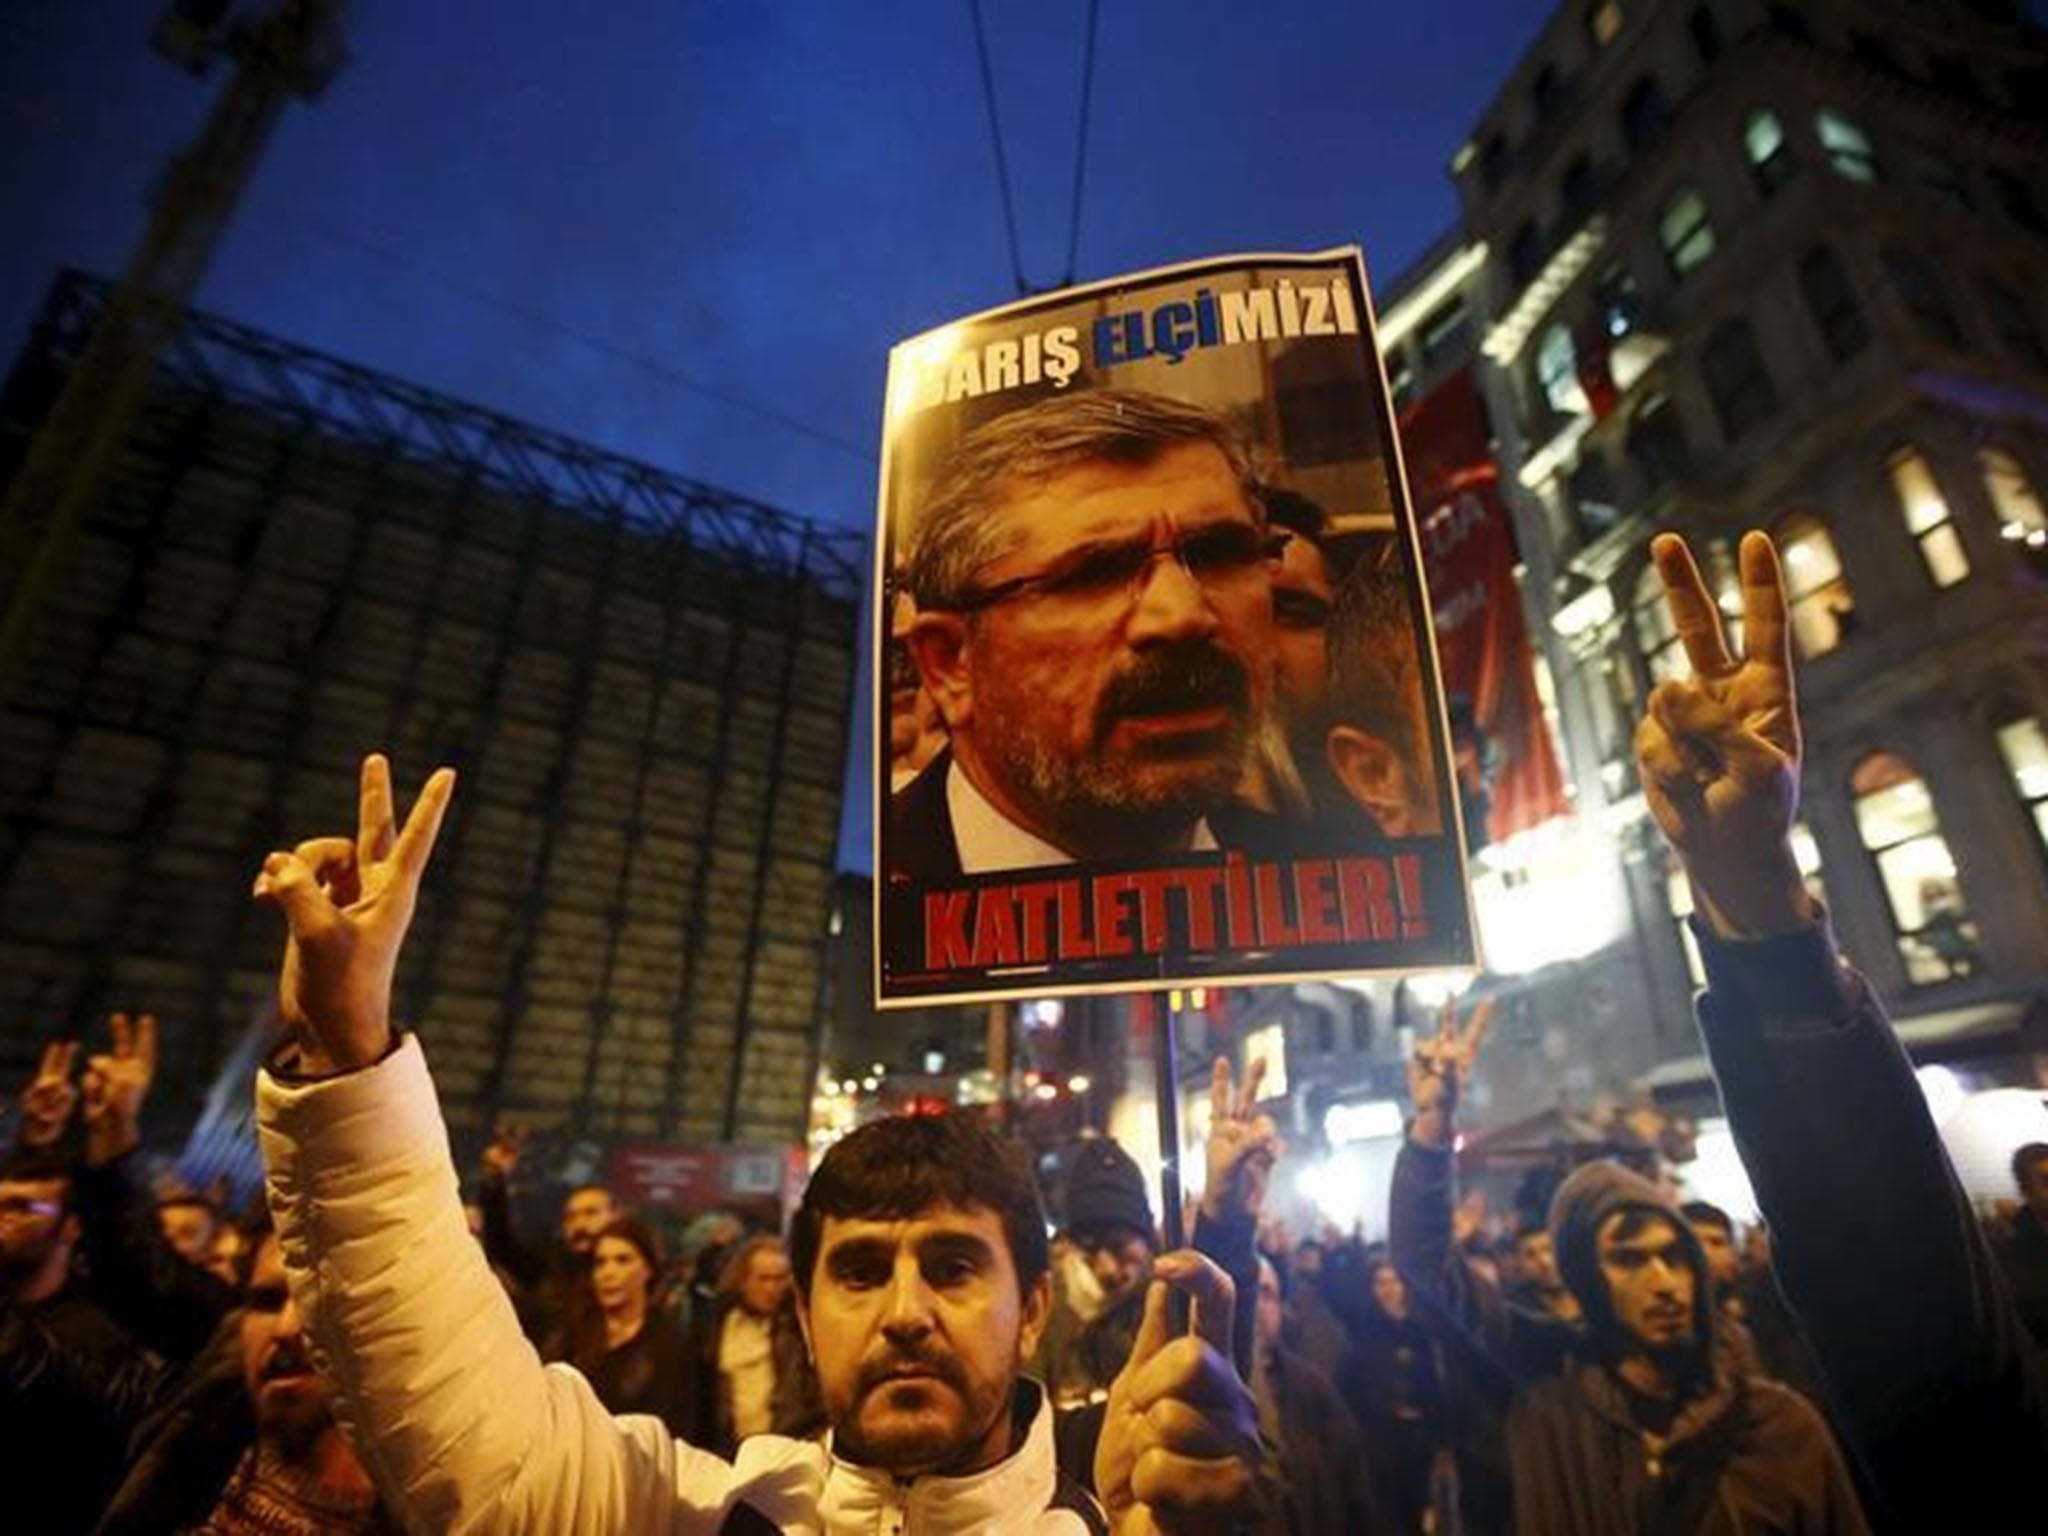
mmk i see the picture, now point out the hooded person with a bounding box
[1035,1141,1157,1409]
[1389,1001,1871,1536]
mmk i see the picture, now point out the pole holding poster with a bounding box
[873,250,1480,1010]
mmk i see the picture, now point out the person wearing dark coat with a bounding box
[1634,530,2048,1531]
[1992,1142,2048,1350]
[568,1214,695,1437]
[683,1233,824,1456]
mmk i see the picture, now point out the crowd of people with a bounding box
[8,530,2048,1532]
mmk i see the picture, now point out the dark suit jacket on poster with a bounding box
[887,750,965,884]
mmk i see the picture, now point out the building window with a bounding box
[1386,345,1416,411]
[1996,712,2048,854]
[1658,187,1717,277]
[1687,5,1723,63]
[1420,296,1474,369]
[1975,276,2048,370]
[1888,446,1971,587]
[1774,513,1854,657]
[1988,167,2048,235]
[1537,323,1582,416]
[1633,559,1687,683]
[1587,0,1625,47]
[1562,155,1601,220]
[1621,77,1669,150]
[1570,452,1620,539]
[1626,391,1687,489]
[1701,320,1778,441]
[1594,261,1638,339]
[1981,447,2048,564]
[1533,64,1563,123]
[1884,248,1966,348]
[1851,752,1981,985]
[1798,246,1869,361]
[1816,110,1881,182]
[1509,222,1544,286]
[1742,108,1793,195]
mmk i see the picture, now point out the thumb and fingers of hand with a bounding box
[1233,1054,1266,1119]
[36,1039,77,1083]
[1650,533,1734,677]
[1736,529,1795,678]
[1130,1451,1255,1516]
[394,767,457,883]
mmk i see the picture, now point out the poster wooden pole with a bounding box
[1155,989,1186,1252]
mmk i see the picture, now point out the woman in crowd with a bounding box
[570,1214,694,1437]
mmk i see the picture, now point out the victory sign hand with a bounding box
[1407,995,1492,1148]
[1097,1251,1264,1535]
[19,1040,80,1149]
[1200,1056,1280,1226]
[1634,532,1812,936]
[252,755,455,1074]
[81,1012,157,1166]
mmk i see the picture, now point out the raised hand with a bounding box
[1633,531,1812,936]
[1097,1250,1264,1535]
[1406,994,1493,1149]
[252,754,456,1074]
[1199,1056,1281,1226]
[480,1123,529,1182]
[81,1012,157,1166]
[19,1039,80,1149]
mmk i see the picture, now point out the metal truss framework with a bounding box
[0,272,861,1146]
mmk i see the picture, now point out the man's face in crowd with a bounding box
[740,1245,794,1318]
[241,1235,336,1447]
[1689,1218,1742,1294]
[1082,1226,1153,1311]
[1254,1256,1284,1350]
[1371,1263,1409,1321]
[1516,1230,1562,1291]
[922,442,1276,855]
[159,1200,217,1268]
[1270,530,1332,730]
[802,1201,1049,1477]
[1294,1240,1324,1281]
[1597,1212,1696,1356]
[0,1176,70,1291]
[2019,1155,2048,1224]
[560,1187,615,1255]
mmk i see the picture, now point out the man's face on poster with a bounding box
[916,441,1277,857]
[1270,530,1333,729]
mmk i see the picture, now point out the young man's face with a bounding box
[1270,532,1333,729]
[919,442,1276,857]
[2019,1156,2048,1224]
[559,1188,615,1255]
[0,1176,70,1291]
[1688,1219,1742,1293]
[158,1201,217,1267]
[1597,1212,1696,1355]
[241,1235,336,1443]
[1516,1230,1562,1290]
[1081,1226,1154,1311]
[802,1201,1050,1477]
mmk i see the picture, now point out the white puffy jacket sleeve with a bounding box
[257,1034,826,1536]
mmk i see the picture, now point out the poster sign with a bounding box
[875,249,1476,1006]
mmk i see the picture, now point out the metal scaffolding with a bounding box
[0,271,862,1145]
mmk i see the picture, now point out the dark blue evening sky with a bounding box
[2,0,1551,870]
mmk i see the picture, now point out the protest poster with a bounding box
[875,249,1477,1006]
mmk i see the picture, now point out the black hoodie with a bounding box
[1390,1146,1870,1534]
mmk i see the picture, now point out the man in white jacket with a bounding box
[252,755,1263,1534]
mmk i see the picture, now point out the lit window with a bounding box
[1884,248,1965,349]
[1975,276,2048,371]
[1658,187,1717,276]
[1701,320,1778,441]
[1817,110,1881,182]
[1979,447,2048,547]
[1743,109,1793,195]
[1888,446,1971,587]
[1588,0,1625,47]
[1996,714,2048,854]
[1852,752,1980,985]
[1775,513,1854,657]
[1798,246,1869,361]
[1537,323,1582,416]
[1633,560,1686,684]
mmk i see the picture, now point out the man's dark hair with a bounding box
[564,1181,613,1203]
[1325,543,1429,773]
[790,1112,1049,1302]
[2013,1143,2048,1188]
[156,1192,220,1221]
[903,388,1264,613]
[1512,1220,1550,1249]
[1262,487,1328,545]
[0,1143,73,1194]
[1679,1199,1735,1237]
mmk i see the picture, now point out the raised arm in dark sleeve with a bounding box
[72,1150,237,1362]
[1693,920,2048,1530]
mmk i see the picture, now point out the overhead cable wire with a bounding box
[967,0,1030,298]
[1060,0,1100,289]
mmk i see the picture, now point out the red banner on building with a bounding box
[1399,368,1569,848]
